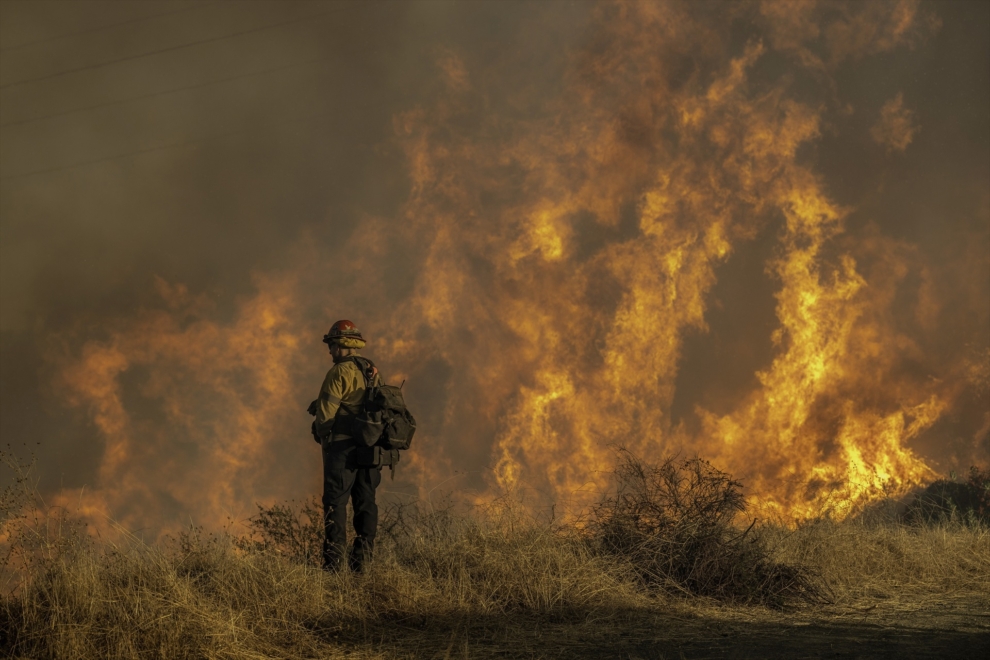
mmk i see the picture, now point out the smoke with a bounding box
[1,1,987,534]
[871,93,918,152]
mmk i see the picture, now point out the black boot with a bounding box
[349,537,374,573]
[322,540,345,572]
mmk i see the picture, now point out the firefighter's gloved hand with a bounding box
[311,420,322,444]
[307,399,319,416]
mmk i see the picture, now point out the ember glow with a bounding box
[3,1,987,533]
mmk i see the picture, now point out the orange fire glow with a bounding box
[49,1,979,533]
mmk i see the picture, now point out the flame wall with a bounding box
[2,1,987,533]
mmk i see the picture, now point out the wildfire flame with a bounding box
[49,1,983,533]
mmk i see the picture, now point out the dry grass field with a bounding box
[2,454,988,659]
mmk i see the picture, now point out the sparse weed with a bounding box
[234,498,325,566]
[1,448,90,593]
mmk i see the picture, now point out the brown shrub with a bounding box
[903,466,990,525]
[587,452,830,606]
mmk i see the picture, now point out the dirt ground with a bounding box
[324,592,990,659]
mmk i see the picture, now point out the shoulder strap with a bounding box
[342,356,378,389]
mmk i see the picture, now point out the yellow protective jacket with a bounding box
[313,357,380,440]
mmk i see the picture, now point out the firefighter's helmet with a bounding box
[323,319,365,345]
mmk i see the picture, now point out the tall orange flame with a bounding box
[49,1,979,533]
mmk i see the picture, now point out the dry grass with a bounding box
[767,517,990,605]
[2,504,649,659]
[2,450,988,659]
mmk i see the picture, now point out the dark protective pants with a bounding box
[321,437,381,571]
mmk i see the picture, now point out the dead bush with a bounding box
[588,452,830,606]
[234,498,324,566]
[904,466,990,526]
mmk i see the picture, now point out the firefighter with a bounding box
[307,319,382,572]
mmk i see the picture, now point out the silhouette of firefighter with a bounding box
[307,319,383,572]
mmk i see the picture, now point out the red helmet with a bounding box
[323,319,365,345]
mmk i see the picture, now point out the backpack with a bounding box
[343,357,416,475]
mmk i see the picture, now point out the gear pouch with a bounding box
[353,446,399,468]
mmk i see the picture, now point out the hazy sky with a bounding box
[1,1,987,531]
[2,0,550,489]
